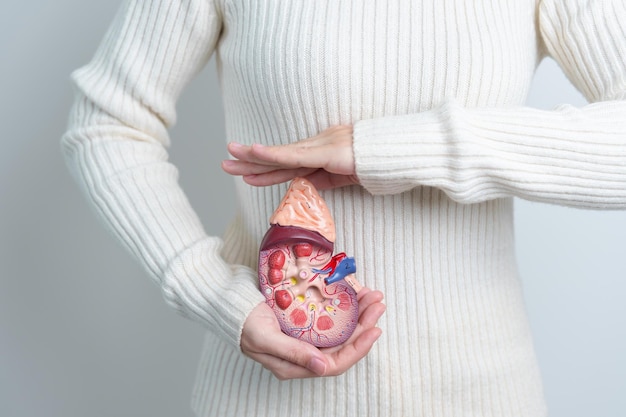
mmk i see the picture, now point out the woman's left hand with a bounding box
[221,124,359,190]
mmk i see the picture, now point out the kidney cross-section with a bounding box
[258,239,358,347]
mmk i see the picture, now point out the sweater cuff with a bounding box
[353,100,461,196]
[353,97,626,208]
[162,238,265,349]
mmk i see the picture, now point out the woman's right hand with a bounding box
[241,287,385,380]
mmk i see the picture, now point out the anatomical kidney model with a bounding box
[258,177,362,347]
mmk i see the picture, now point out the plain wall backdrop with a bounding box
[1,1,625,416]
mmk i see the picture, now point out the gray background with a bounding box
[1,1,625,416]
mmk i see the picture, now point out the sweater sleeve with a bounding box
[61,0,265,349]
[352,0,626,209]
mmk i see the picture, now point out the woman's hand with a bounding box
[222,124,359,190]
[241,287,385,380]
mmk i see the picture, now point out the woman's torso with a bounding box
[194,1,547,416]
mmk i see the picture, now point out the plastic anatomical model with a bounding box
[258,178,362,347]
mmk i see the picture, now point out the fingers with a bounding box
[244,336,329,380]
[321,288,386,355]
[222,157,318,186]
[226,142,282,167]
[357,291,386,329]
[222,142,321,186]
[251,320,383,380]
[304,169,360,190]
[223,124,356,187]
[243,168,319,187]
[242,289,385,380]
[248,142,343,172]
[319,320,384,376]
[222,160,359,189]
[281,287,385,377]
[221,159,280,176]
[324,327,383,376]
[226,142,310,168]
[236,168,358,189]
[241,303,329,380]
[226,142,328,171]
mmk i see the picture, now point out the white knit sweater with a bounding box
[62,0,626,416]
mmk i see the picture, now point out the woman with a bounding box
[62,0,626,416]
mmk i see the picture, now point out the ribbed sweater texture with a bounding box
[61,0,626,416]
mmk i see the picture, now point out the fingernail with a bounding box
[307,357,327,376]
